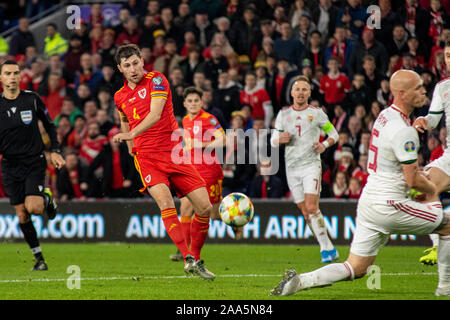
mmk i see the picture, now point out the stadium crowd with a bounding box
[0,0,449,201]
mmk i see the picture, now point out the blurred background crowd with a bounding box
[0,0,449,201]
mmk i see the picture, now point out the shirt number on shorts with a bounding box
[368,128,379,172]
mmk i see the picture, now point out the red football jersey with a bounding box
[114,71,180,153]
[182,109,224,181]
[319,73,351,104]
[240,87,271,119]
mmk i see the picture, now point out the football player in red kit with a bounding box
[113,44,215,280]
[170,86,226,262]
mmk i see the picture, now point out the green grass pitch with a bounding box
[0,242,448,300]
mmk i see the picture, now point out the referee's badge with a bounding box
[20,110,32,124]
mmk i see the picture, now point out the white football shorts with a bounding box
[286,162,321,203]
[350,197,444,257]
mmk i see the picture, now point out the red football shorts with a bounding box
[134,152,206,198]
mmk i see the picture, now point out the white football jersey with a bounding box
[425,78,450,147]
[272,105,330,168]
[362,105,420,201]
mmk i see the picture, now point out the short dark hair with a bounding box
[0,60,19,74]
[183,86,203,100]
[115,44,141,65]
[445,40,450,49]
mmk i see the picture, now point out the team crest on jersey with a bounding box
[20,110,32,124]
[308,114,313,121]
[404,141,416,152]
[145,174,151,183]
[152,76,163,85]
[209,118,217,126]
[193,126,200,134]
[138,89,147,99]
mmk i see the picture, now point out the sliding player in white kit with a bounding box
[413,40,450,266]
[271,76,340,263]
[270,70,450,297]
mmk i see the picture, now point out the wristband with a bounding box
[322,140,329,148]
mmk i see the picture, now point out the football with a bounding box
[219,192,254,227]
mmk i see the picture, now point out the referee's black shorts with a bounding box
[1,154,47,205]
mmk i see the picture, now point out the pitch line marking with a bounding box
[0,272,438,284]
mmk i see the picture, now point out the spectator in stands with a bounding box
[332,171,348,198]
[204,44,229,89]
[64,35,85,77]
[160,6,182,44]
[86,127,138,198]
[89,25,103,54]
[300,30,325,71]
[240,72,273,129]
[331,104,349,132]
[54,97,84,127]
[240,104,254,131]
[146,0,160,24]
[73,19,91,53]
[406,35,426,69]
[273,21,305,69]
[229,5,261,60]
[79,121,108,166]
[344,177,362,199]
[427,0,450,49]
[180,31,198,57]
[324,26,354,73]
[153,38,183,76]
[24,45,36,68]
[397,0,430,57]
[16,54,32,90]
[179,45,204,85]
[44,23,68,58]
[29,58,46,92]
[249,158,284,198]
[376,76,392,107]
[386,24,410,57]
[94,64,122,97]
[290,0,310,29]
[96,109,115,137]
[352,153,369,188]
[361,55,384,103]
[89,3,103,28]
[374,0,399,44]
[222,111,257,195]
[43,54,72,85]
[83,100,98,123]
[344,73,369,111]
[311,0,339,44]
[364,100,382,130]
[97,87,115,121]
[9,17,35,56]
[140,46,155,72]
[116,17,141,46]
[336,0,367,38]
[97,29,117,68]
[138,13,158,49]
[56,115,73,149]
[67,115,87,151]
[354,104,367,129]
[76,84,93,111]
[430,127,447,162]
[357,130,371,156]
[74,53,103,93]
[190,9,216,49]
[347,115,362,149]
[319,56,351,107]
[348,26,389,79]
[40,72,68,120]
[57,151,89,201]
[201,88,226,129]
[174,2,195,30]
[212,71,241,122]
[293,11,316,47]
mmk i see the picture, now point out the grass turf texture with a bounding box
[0,242,448,300]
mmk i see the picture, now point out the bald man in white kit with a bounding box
[270,70,450,297]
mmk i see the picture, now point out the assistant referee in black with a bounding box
[0,60,65,271]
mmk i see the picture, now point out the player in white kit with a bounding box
[413,41,450,265]
[271,76,340,263]
[270,70,450,297]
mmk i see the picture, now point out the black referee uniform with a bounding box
[0,90,60,204]
[0,89,61,270]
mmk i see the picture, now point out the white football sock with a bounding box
[438,235,450,288]
[430,234,439,247]
[298,261,355,290]
[309,210,334,251]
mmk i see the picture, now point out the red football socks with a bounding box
[190,213,210,260]
[180,215,192,247]
[161,208,190,258]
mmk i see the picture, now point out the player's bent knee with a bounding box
[196,202,213,217]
